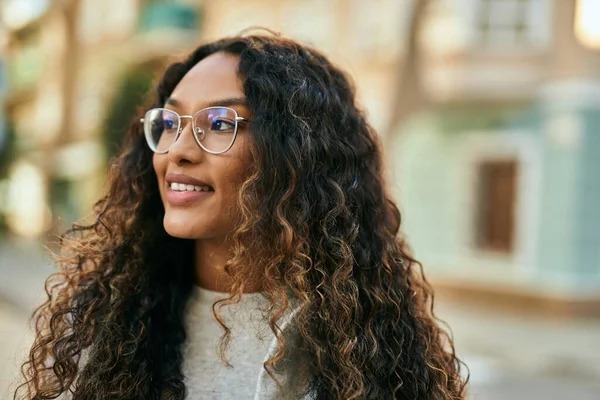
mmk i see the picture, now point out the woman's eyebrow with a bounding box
[165,97,180,107]
[164,97,248,109]
[205,97,248,108]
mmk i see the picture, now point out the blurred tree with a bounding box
[0,119,15,179]
[0,119,14,232]
[102,65,155,160]
[57,0,80,143]
[386,0,431,139]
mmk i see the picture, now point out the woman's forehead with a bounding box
[170,52,244,110]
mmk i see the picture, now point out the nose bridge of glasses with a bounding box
[177,115,195,134]
[168,115,199,155]
[177,114,207,148]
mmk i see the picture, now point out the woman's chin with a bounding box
[164,229,199,239]
[163,217,206,239]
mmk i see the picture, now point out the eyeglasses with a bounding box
[140,107,250,155]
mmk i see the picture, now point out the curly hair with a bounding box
[16,33,468,399]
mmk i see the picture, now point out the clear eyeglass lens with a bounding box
[145,108,180,152]
[143,107,239,153]
[193,107,237,153]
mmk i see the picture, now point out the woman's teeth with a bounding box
[169,182,212,192]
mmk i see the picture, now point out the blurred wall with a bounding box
[390,0,600,310]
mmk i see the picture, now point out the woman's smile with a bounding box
[165,173,215,206]
[166,187,214,206]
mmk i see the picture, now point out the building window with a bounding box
[477,0,532,46]
[475,160,518,253]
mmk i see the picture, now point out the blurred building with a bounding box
[1,0,598,313]
[0,0,200,236]
[391,0,600,314]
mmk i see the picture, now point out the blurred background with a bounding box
[0,0,599,398]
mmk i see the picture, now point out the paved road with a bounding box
[470,374,600,400]
[462,353,600,399]
[0,300,33,399]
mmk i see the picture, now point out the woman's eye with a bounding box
[210,119,235,131]
[164,119,176,130]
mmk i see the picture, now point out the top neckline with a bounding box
[191,284,266,304]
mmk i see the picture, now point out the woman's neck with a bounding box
[194,239,262,293]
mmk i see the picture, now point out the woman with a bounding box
[16,33,467,399]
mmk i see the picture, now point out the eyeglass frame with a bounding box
[140,106,251,155]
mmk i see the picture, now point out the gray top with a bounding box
[182,286,311,399]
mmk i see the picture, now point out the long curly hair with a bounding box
[16,33,468,399]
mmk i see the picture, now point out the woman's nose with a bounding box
[167,120,203,165]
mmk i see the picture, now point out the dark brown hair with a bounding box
[16,33,467,399]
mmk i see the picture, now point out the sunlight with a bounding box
[575,0,600,48]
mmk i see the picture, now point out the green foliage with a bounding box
[102,65,155,160]
[0,118,16,179]
[0,119,15,232]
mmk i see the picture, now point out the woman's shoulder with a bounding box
[254,305,314,399]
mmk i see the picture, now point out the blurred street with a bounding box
[1,238,599,399]
[438,301,600,399]
[0,237,49,399]
[0,299,32,399]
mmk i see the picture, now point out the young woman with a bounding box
[17,33,467,399]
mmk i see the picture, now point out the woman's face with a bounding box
[153,52,253,240]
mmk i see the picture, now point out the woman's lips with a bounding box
[166,188,213,206]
